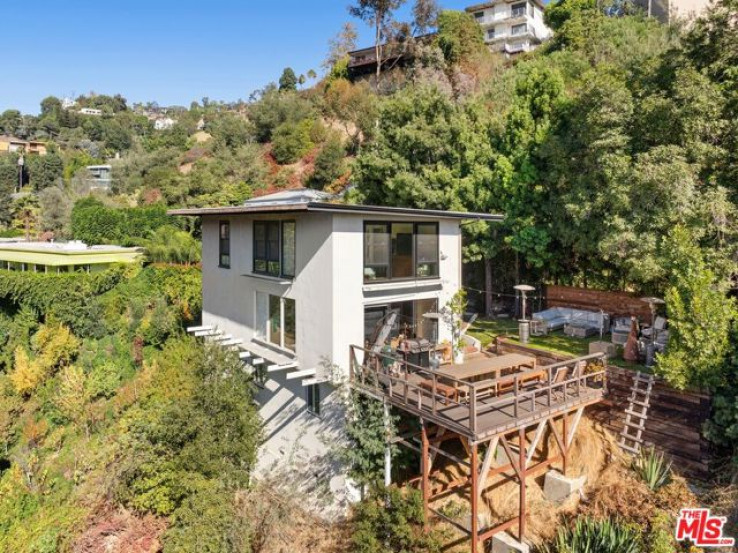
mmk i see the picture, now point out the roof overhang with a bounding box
[168,201,503,222]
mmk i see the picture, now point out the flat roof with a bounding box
[169,190,502,221]
[466,0,546,11]
[169,201,502,221]
[0,241,142,266]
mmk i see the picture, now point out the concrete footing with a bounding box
[543,470,587,503]
[491,531,530,553]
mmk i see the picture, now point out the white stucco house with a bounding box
[169,189,500,515]
[467,0,552,55]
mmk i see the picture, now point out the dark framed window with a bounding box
[219,221,230,268]
[253,220,295,278]
[488,28,496,39]
[364,298,439,344]
[306,383,321,416]
[511,23,527,35]
[474,10,484,18]
[256,292,297,353]
[364,222,439,282]
[511,2,526,17]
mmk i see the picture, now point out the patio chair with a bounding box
[641,316,666,339]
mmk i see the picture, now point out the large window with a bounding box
[253,220,295,278]
[256,292,297,353]
[364,222,439,282]
[364,299,439,345]
[219,221,230,268]
[511,23,527,35]
[511,2,526,17]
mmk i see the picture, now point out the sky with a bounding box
[2,0,473,115]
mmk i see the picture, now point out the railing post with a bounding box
[514,375,519,418]
[404,369,409,405]
[432,373,437,415]
[470,386,477,435]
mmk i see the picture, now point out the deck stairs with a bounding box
[186,325,322,386]
[617,371,654,455]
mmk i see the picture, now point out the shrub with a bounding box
[352,486,442,553]
[70,198,170,245]
[271,119,315,164]
[544,517,642,553]
[144,225,201,265]
[632,448,672,491]
[308,136,346,190]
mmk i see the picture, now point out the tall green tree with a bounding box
[278,67,298,91]
[349,0,407,81]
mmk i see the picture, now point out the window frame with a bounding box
[306,383,321,417]
[255,292,297,355]
[511,2,526,17]
[219,220,231,269]
[511,23,527,35]
[253,220,296,279]
[363,221,440,283]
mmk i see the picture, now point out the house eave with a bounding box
[168,202,503,222]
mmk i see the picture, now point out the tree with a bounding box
[412,0,440,35]
[32,152,63,190]
[349,0,407,81]
[40,96,62,118]
[278,67,298,91]
[324,22,358,71]
[38,186,73,237]
[436,10,487,67]
[270,119,315,164]
[308,136,346,189]
[0,110,22,135]
[144,225,201,265]
[656,227,737,390]
[323,79,377,150]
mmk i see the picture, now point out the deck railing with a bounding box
[349,345,607,438]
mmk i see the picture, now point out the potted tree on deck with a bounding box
[443,290,468,365]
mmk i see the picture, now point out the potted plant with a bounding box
[442,290,468,365]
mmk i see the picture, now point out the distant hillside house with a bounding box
[632,0,711,23]
[154,117,177,131]
[0,135,47,156]
[466,0,552,55]
[0,240,142,273]
[85,164,112,190]
[347,33,436,80]
[79,107,103,116]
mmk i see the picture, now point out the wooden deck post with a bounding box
[421,420,430,524]
[383,399,392,488]
[518,427,527,541]
[562,413,568,476]
[470,440,479,553]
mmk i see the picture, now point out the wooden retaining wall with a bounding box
[495,338,712,479]
[545,285,653,320]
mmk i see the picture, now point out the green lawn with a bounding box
[468,317,649,372]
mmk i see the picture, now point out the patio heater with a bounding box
[640,297,665,367]
[514,284,535,344]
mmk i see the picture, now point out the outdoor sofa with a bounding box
[531,307,610,335]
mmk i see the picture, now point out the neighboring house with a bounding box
[0,135,47,156]
[169,189,501,515]
[0,240,141,273]
[79,107,102,116]
[632,0,711,23]
[154,117,177,131]
[466,0,552,55]
[347,33,436,80]
[61,97,77,110]
[85,164,112,190]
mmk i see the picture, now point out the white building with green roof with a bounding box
[0,241,142,274]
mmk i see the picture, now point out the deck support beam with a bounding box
[384,399,392,488]
[421,420,430,524]
[470,440,479,553]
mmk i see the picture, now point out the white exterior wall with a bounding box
[471,1,551,54]
[200,211,463,517]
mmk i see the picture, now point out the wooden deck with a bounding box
[350,346,607,442]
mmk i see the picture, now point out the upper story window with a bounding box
[364,222,439,282]
[511,2,527,17]
[474,10,484,19]
[511,23,527,35]
[488,28,496,39]
[219,221,230,268]
[253,220,296,278]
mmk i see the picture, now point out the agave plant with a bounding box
[632,447,672,491]
[545,517,642,553]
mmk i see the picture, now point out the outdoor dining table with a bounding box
[436,353,539,400]
[437,353,538,382]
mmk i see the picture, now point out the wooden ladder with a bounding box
[618,371,654,455]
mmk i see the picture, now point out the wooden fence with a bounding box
[545,285,653,320]
[495,338,712,479]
